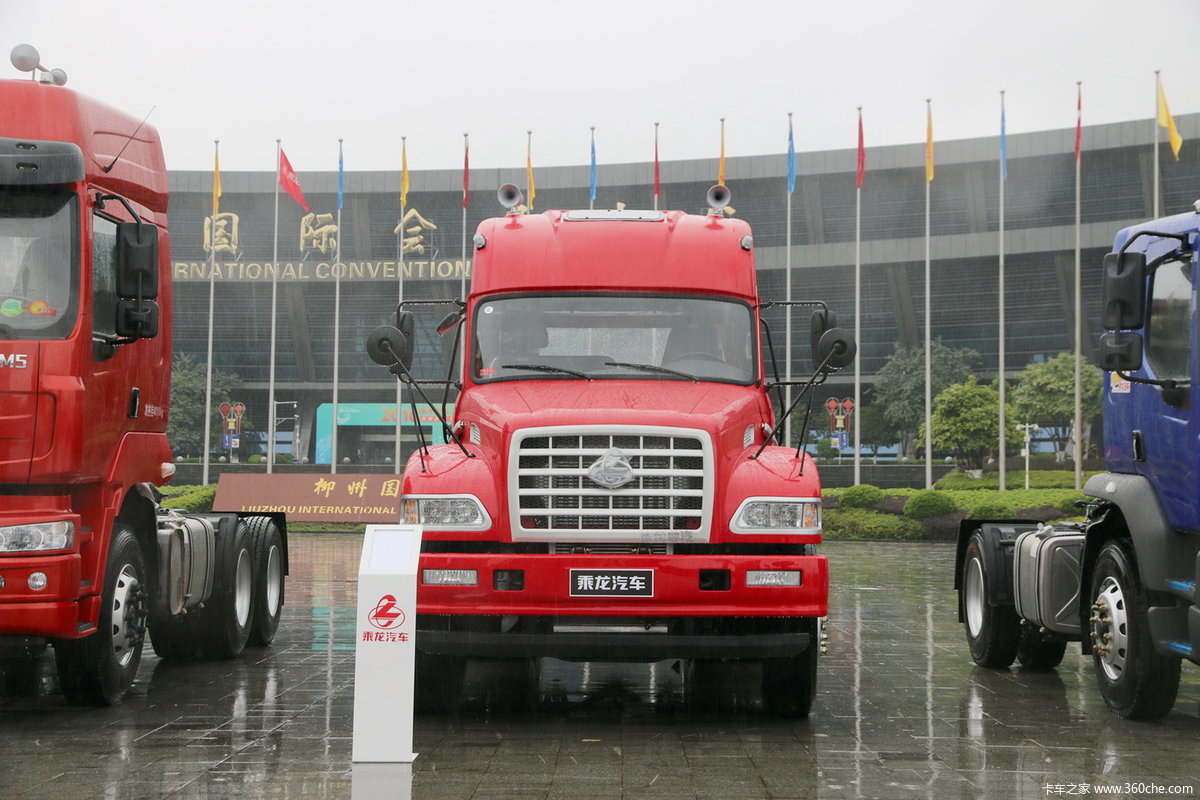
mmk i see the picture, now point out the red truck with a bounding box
[367,184,855,716]
[0,48,286,705]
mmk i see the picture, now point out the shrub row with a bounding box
[822,508,926,541]
[163,485,217,514]
[934,469,1102,490]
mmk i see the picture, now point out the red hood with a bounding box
[457,380,766,439]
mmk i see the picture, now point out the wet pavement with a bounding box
[1,535,1198,800]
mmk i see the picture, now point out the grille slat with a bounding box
[514,429,709,536]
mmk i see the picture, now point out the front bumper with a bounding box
[0,552,90,638]
[415,551,826,659]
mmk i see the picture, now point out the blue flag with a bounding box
[786,117,796,194]
[589,129,597,204]
[1000,101,1008,182]
[337,144,344,210]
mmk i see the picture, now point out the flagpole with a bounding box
[202,139,218,487]
[853,108,862,485]
[998,92,1007,492]
[719,117,726,185]
[1153,70,1160,218]
[268,139,280,475]
[1074,82,1083,491]
[331,138,343,475]
[785,112,794,450]
[589,126,596,210]
[527,130,535,211]
[924,99,933,490]
[461,133,468,301]
[653,122,660,211]
[395,136,408,474]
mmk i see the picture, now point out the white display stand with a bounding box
[352,524,422,763]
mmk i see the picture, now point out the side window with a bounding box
[92,214,118,338]
[1144,260,1194,383]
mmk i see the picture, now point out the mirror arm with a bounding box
[381,341,473,460]
[753,345,843,461]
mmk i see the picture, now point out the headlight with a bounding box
[400,496,490,530]
[0,521,75,553]
[730,499,820,534]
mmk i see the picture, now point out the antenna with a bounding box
[103,106,157,173]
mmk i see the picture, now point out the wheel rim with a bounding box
[264,544,283,616]
[110,564,146,668]
[234,548,253,628]
[1093,575,1130,681]
[965,556,986,638]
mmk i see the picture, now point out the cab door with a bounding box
[1132,251,1198,533]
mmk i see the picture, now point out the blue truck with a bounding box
[956,203,1200,720]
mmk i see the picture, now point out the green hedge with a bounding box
[903,490,960,519]
[966,500,1017,519]
[823,508,925,541]
[164,486,217,513]
[935,469,1102,490]
[838,484,886,509]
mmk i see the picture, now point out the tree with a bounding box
[167,353,243,457]
[856,402,896,463]
[923,377,1021,471]
[874,341,982,460]
[1010,352,1103,461]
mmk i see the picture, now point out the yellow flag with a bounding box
[400,138,410,207]
[1158,81,1183,160]
[526,131,535,211]
[212,146,222,218]
[718,118,726,185]
[925,103,934,183]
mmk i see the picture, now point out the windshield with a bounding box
[0,187,78,340]
[472,294,756,384]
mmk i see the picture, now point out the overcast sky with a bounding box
[8,0,1200,176]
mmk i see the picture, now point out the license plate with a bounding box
[569,569,654,597]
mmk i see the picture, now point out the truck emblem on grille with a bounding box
[587,448,635,489]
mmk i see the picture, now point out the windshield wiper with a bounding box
[604,361,698,382]
[501,363,593,380]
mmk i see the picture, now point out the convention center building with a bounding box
[165,114,1200,465]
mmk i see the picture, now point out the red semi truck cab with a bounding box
[369,188,854,716]
[0,65,286,706]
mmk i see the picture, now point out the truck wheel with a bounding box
[1089,540,1181,720]
[414,652,467,713]
[245,517,285,647]
[1016,626,1067,669]
[55,526,148,705]
[961,532,1019,668]
[200,520,255,659]
[762,619,817,718]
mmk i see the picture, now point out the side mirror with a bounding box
[366,324,411,370]
[815,327,857,372]
[115,222,159,299]
[810,308,838,369]
[1098,331,1143,373]
[437,310,463,335]
[114,299,159,339]
[1101,251,1145,330]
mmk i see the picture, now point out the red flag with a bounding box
[654,123,661,201]
[1074,84,1082,164]
[856,108,865,189]
[278,149,309,211]
[462,135,470,209]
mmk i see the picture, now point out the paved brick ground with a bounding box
[1,536,1197,799]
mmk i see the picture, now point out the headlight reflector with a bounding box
[731,499,819,533]
[0,521,75,553]
[422,569,478,586]
[401,496,490,530]
[746,570,802,587]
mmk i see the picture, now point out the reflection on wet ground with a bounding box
[1,536,1197,799]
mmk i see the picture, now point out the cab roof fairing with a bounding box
[468,209,758,300]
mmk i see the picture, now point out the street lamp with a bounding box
[1016,422,1040,490]
[269,401,298,473]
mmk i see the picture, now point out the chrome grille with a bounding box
[512,427,711,540]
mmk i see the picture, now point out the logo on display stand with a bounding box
[368,594,406,630]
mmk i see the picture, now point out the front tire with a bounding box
[55,525,148,705]
[761,619,818,718]
[961,532,1019,668]
[1089,540,1180,720]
